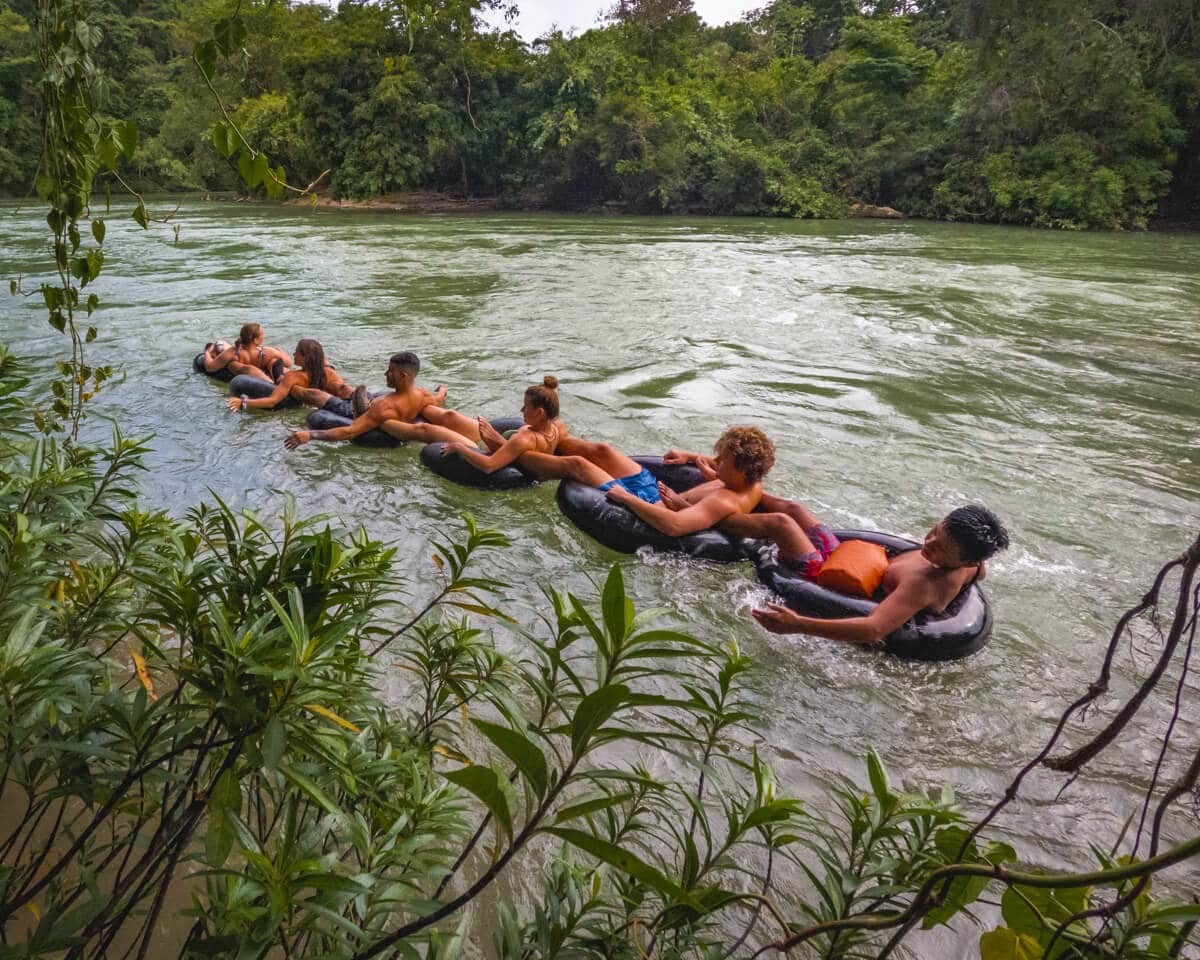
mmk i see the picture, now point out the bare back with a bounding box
[364,386,435,425]
[882,551,979,614]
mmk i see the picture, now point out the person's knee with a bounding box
[560,455,590,481]
[762,511,802,535]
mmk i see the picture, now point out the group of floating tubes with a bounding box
[195,354,994,661]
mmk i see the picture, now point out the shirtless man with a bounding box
[226,339,351,412]
[598,426,779,535]
[203,323,293,382]
[283,352,470,449]
[659,447,1008,645]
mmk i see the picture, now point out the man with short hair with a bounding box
[283,352,472,449]
[749,504,1009,646]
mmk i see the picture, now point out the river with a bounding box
[2,201,1198,951]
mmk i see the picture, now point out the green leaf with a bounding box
[132,202,148,229]
[280,763,341,817]
[195,39,218,79]
[443,765,513,842]
[213,16,247,56]
[262,716,286,770]
[85,327,97,343]
[97,135,117,172]
[264,165,285,200]
[571,684,628,757]
[553,791,634,825]
[600,564,631,641]
[91,219,105,245]
[114,121,138,161]
[543,828,703,910]
[211,122,236,159]
[1001,883,1090,943]
[979,928,1042,960]
[238,150,269,189]
[206,808,234,867]
[471,718,548,800]
[866,750,891,803]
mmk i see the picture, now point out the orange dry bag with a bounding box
[816,540,889,598]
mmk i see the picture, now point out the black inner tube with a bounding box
[305,408,400,447]
[193,352,233,382]
[419,417,531,489]
[752,529,993,661]
[555,456,747,562]
[228,374,297,407]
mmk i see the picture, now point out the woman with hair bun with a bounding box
[435,376,568,474]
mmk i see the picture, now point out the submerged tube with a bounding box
[555,456,747,562]
[228,374,297,407]
[419,417,531,489]
[193,352,233,383]
[753,529,993,661]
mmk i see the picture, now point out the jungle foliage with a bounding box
[2,0,1199,227]
[3,0,1200,956]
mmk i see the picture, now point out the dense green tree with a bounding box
[1,0,1196,226]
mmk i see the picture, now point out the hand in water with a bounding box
[751,602,803,634]
[225,397,244,412]
[284,431,310,450]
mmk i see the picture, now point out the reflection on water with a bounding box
[2,202,1199,915]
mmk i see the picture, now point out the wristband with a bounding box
[240,394,248,411]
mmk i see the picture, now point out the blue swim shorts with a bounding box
[598,468,661,504]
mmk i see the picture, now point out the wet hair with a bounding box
[524,376,560,420]
[713,425,775,484]
[943,505,1010,564]
[294,339,327,393]
[389,352,420,379]
[237,323,263,348]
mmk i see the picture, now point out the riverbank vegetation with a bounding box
[4,0,1200,955]
[3,346,1200,957]
[2,0,1199,228]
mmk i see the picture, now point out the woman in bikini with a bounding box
[205,323,293,383]
[430,378,659,500]
[435,377,570,474]
[226,338,352,412]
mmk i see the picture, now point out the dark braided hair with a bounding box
[944,505,1009,564]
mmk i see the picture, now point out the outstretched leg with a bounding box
[227,360,272,382]
[555,437,643,482]
[420,405,481,441]
[291,386,338,408]
[514,451,616,486]
[379,419,478,445]
[757,492,823,531]
[718,511,815,564]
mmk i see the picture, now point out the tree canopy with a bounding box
[2,0,1198,228]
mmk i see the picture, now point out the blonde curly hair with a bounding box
[713,426,775,484]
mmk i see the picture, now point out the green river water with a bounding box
[2,201,1199,948]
